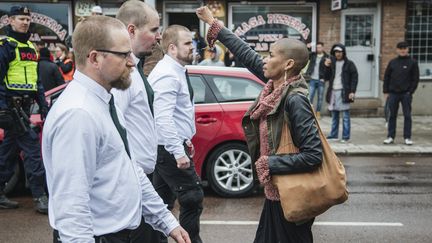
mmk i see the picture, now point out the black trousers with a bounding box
[53,218,152,243]
[0,129,45,197]
[387,92,412,139]
[152,145,204,243]
[254,199,314,243]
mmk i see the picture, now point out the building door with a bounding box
[168,13,200,30]
[341,8,379,98]
[164,1,202,31]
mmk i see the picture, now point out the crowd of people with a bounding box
[0,1,419,243]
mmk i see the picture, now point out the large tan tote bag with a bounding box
[272,111,349,222]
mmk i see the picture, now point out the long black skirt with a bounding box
[253,199,314,243]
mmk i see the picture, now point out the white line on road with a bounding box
[200,221,403,227]
[315,222,403,226]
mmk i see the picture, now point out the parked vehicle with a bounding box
[1,66,264,197]
[187,66,264,197]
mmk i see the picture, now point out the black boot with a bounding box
[0,191,19,209]
[33,194,48,214]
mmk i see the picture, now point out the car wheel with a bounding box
[206,143,255,197]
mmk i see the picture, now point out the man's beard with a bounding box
[177,52,193,65]
[111,70,132,90]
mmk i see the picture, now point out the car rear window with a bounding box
[208,76,262,102]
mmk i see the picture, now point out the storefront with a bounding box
[228,2,316,53]
[0,1,72,49]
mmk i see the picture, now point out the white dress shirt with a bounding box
[42,71,178,243]
[112,54,157,174]
[148,54,196,159]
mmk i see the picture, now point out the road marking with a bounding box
[314,222,403,226]
[200,221,403,227]
[201,220,258,225]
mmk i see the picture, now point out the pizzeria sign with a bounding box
[234,13,311,51]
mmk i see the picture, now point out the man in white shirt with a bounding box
[42,16,190,243]
[111,2,163,241]
[148,25,204,243]
[112,0,161,175]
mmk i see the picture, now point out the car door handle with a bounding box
[196,117,218,124]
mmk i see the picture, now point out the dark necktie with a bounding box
[137,58,155,116]
[185,70,194,102]
[109,95,131,158]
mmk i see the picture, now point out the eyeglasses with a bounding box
[95,49,132,59]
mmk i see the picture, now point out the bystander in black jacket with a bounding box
[383,55,419,94]
[38,48,64,91]
[324,44,358,103]
[304,51,329,81]
[212,26,322,181]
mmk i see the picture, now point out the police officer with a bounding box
[0,6,48,214]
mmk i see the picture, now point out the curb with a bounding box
[331,144,432,156]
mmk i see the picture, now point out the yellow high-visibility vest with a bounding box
[4,36,38,91]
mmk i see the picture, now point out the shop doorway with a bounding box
[341,8,380,98]
[167,13,200,30]
[163,1,202,33]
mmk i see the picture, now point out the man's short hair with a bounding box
[396,41,409,49]
[161,25,190,53]
[317,41,324,46]
[72,16,126,68]
[116,0,157,28]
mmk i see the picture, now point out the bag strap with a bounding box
[276,121,299,154]
[277,90,325,155]
[276,86,306,155]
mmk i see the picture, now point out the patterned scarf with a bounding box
[251,74,301,201]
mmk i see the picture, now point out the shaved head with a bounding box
[274,38,309,74]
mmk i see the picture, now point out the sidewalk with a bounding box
[318,116,432,155]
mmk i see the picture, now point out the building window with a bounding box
[406,0,432,78]
[228,3,316,53]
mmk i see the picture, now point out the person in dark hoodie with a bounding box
[304,41,329,119]
[324,44,358,143]
[383,41,419,145]
[38,47,65,91]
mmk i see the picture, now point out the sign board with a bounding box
[331,0,348,11]
[233,14,311,52]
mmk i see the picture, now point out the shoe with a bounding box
[326,136,339,141]
[383,137,394,144]
[0,193,19,209]
[404,138,413,145]
[340,139,349,143]
[33,194,48,214]
[316,111,321,120]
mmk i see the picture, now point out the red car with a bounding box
[1,66,264,197]
[187,66,264,197]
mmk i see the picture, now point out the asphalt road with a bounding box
[0,156,431,243]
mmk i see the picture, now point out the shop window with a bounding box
[406,0,432,78]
